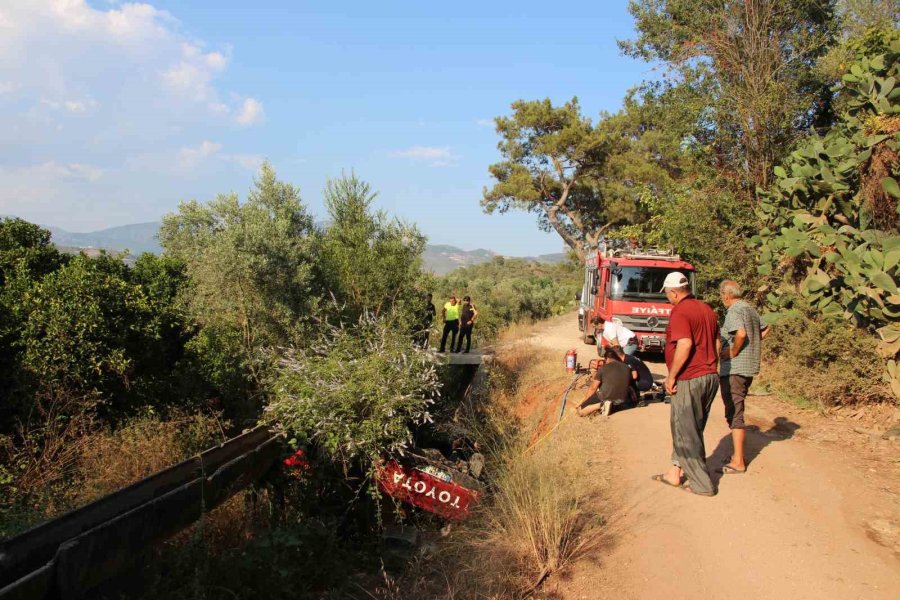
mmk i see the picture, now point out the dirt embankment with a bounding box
[510,313,899,600]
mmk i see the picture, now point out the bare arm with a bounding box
[665,338,693,394]
[723,329,747,360]
[761,325,771,340]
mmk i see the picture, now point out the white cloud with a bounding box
[162,42,230,103]
[66,162,104,181]
[179,140,222,169]
[476,118,494,128]
[22,161,104,182]
[0,2,265,228]
[390,145,458,166]
[40,97,98,113]
[64,99,97,113]
[234,97,264,126]
[226,153,265,169]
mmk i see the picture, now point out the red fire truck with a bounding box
[579,244,695,352]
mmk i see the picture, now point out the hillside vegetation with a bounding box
[432,255,581,342]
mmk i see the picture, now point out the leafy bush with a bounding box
[159,163,319,417]
[19,254,153,390]
[266,315,440,474]
[614,186,759,303]
[761,308,892,408]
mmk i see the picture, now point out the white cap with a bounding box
[661,271,689,291]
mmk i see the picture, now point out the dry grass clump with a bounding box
[1,409,228,537]
[496,320,540,345]
[74,410,227,505]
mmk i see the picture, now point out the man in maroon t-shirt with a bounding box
[651,272,721,496]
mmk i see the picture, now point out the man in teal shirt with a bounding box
[439,295,460,353]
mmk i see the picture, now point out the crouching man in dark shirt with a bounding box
[577,347,632,418]
[615,346,654,403]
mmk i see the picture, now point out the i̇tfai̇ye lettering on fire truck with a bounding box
[578,243,695,353]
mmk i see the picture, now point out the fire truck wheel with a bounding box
[583,329,595,345]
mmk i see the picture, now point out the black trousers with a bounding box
[440,320,459,352]
[414,328,430,349]
[456,324,473,352]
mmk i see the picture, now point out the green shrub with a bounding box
[761,309,892,408]
[434,256,581,342]
[266,314,441,476]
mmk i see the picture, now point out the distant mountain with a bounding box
[422,246,569,274]
[530,252,567,264]
[46,222,162,255]
[423,244,497,275]
[4,217,566,273]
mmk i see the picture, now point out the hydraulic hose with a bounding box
[557,370,583,424]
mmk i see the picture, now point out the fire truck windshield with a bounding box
[610,267,693,300]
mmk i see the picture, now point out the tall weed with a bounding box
[0,408,226,538]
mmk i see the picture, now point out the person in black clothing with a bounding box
[614,346,654,405]
[455,295,478,353]
[417,293,436,348]
[577,347,632,417]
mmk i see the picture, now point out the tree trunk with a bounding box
[546,206,585,262]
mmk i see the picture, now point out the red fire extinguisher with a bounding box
[565,349,577,373]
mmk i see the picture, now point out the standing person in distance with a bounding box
[455,295,478,354]
[652,272,721,497]
[418,292,436,349]
[594,316,639,356]
[718,280,770,475]
[439,294,460,353]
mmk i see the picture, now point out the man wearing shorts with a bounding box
[718,280,769,474]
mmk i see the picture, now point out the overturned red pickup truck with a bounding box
[377,449,484,521]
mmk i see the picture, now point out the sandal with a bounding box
[651,473,683,488]
[717,465,746,474]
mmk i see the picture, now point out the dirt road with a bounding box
[519,314,900,600]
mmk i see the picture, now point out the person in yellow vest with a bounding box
[439,295,461,353]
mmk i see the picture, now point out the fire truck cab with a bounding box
[579,244,695,353]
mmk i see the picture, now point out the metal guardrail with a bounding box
[0,426,281,600]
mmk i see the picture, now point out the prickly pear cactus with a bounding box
[753,31,900,398]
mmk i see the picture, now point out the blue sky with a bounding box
[0,1,655,256]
